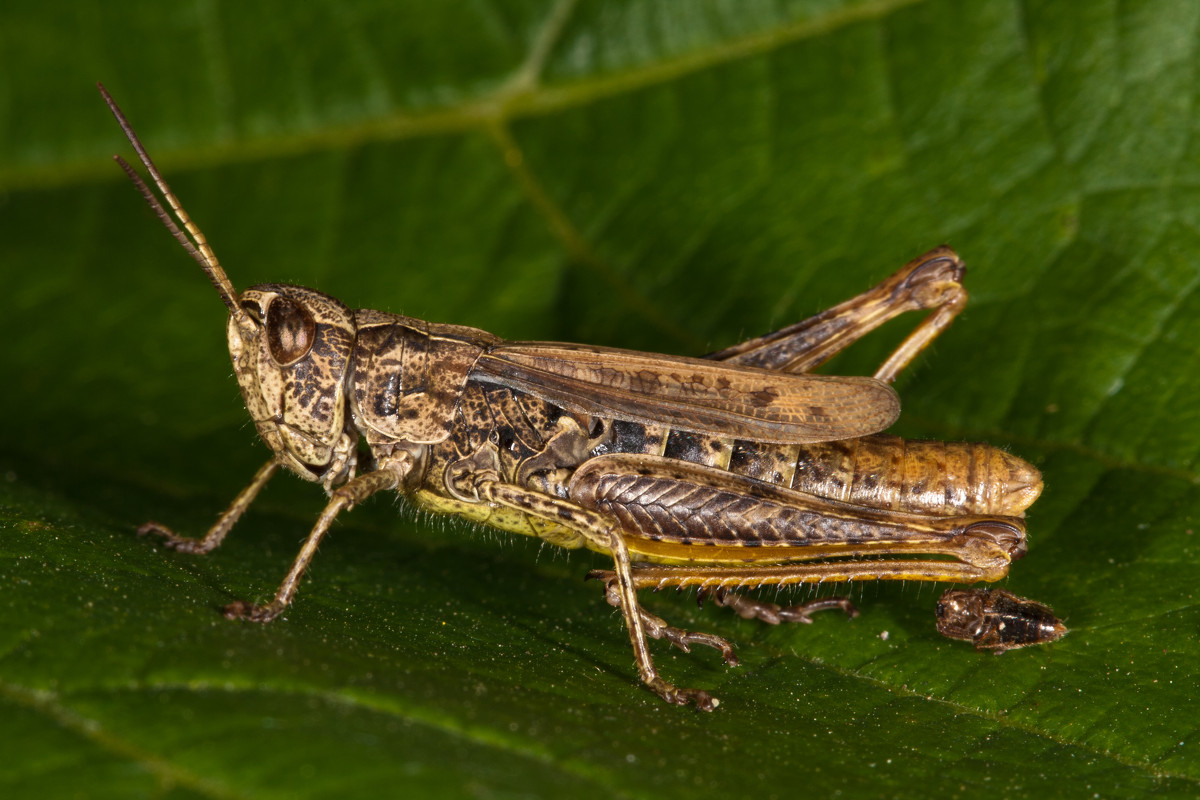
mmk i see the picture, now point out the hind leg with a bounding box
[702,589,858,625]
[708,247,967,383]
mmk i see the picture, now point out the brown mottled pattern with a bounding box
[445,382,494,458]
[481,385,548,458]
[474,343,899,443]
[350,311,498,446]
[515,391,563,435]
[419,380,582,498]
[289,319,351,426]
[231,285,356,477]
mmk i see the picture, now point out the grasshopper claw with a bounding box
[138,521,212,553]
[705,588,858,626]
[223,600,284,623]
[649,678,720,711]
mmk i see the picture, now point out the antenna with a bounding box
[97,82,245,320]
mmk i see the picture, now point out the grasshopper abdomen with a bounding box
[589,425,1042,519]
[787,435,1042,517]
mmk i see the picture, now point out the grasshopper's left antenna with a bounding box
[98,82,245,320]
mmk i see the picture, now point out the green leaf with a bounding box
[2,1,1198,797]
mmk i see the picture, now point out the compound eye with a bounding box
[265,296,316,366]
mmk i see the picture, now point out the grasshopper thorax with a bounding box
[230,284,359,487]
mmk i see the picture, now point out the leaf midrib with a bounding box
[1,0,923,193]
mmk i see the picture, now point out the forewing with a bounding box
[471,342,899,443]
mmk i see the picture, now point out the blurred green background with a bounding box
[1,1,1197,797]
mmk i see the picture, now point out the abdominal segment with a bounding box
[781,435,1041,517]
[602,423,1042,519]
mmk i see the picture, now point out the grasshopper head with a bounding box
[100,85,361,488]
[230,285,358,484]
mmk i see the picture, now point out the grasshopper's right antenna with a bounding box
[98,82,245,320]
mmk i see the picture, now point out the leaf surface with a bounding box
[2,1,1198,797]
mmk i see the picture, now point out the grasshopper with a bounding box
[101,84,1064,710]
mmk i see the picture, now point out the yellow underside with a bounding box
[411,489,1000,583]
